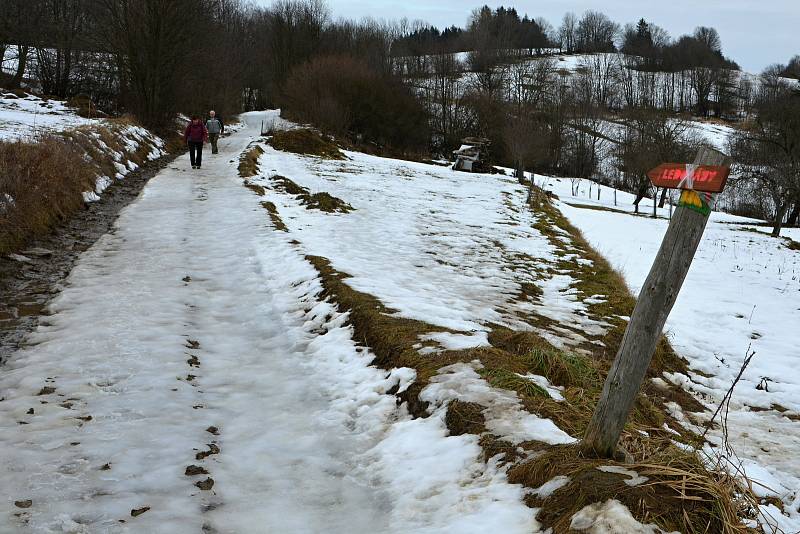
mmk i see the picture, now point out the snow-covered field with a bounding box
[247,111,799,530]
[543,176,800,532]
[0,91,95,141]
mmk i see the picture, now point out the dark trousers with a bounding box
[209,134,219,154]
[189,142,203,167]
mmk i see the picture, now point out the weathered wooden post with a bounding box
[582,146,731,458]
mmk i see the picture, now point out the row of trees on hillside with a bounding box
[0,1,797,235]
[0,0,428,149]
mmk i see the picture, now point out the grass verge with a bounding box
[0,118,168,254]
[239,145,265,178]
[509,444,759,534]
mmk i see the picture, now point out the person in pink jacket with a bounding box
[184,116,209,169]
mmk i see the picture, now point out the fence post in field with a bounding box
[581,146,731,459]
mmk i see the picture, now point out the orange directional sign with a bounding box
[648,163,731,193]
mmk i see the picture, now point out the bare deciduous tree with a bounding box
[728,71,800,237]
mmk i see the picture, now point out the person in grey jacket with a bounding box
[205,111,224,154]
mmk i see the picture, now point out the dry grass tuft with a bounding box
[0,119,170,253]
[270,129,344,160]
[243,181,266,196]
[272,175,353,213]
[509,445,761,534]
[260,201,288,232]
[445,400,487,436]
[239,145,265,178]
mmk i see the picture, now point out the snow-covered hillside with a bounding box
[0,90,166,206]
[0,91,96,141]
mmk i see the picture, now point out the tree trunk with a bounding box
[9,45,29,89]
[771,201,789,237]
[787,203,800,227]
[582,147,729,458]
[658,187,668,208]
[633,190,646,214]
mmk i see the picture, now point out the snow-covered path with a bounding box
[0,117,537,533]
[0,118,382,532]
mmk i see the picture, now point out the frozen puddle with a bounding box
[0,117,535,533]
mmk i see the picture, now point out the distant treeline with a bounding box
[1,1,798,234]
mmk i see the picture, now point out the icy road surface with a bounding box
[0,117,536,533]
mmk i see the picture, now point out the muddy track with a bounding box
[0,151,182,361]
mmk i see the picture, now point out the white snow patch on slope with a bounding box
[250,112,608,356]
[597,466,649,487]
[0,91,95,140]
[420,362,575,446]
[531,475,570,498]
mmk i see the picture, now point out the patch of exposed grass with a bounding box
[272,175,353,213]
[272,175,308,196]
[445,400,486,436]
[243,181,266,196]
[260,201,288,232]
[529,184,704,412]
[270,129,344,160]
[479,368,549,398]
[509,445,760,534]
[239,145,264,178]
[304,191,353,213]
[523,347,597,389]
[0,138,95,253]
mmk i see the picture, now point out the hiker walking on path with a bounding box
[206,110,224,154]
[185,116,208,169]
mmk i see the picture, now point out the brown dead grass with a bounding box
[445,400,487,436]
[0,136,95,252]
[239,145,265,178]
[272,176,353,213]
[0,119,171,253]
[270,129,344,160]
[261,201,288,232]
[509,445,760,534]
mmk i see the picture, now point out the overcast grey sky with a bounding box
[309,0,799,73]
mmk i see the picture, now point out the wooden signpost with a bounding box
[582,146,731,459]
